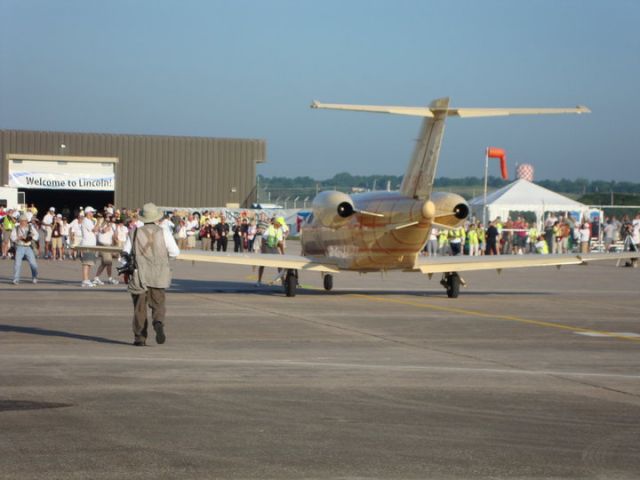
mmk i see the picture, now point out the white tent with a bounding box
[468,179,589,226]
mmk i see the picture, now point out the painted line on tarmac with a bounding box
[347,294,640,344]
[2,354,640,380]
[576,332,640,338]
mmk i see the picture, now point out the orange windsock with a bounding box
[499,157,508,180]
[487,147,508,180]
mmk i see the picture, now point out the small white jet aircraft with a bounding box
[84,98,638,297]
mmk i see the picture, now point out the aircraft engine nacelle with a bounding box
[312,190,356,228]
[430,192,470,227]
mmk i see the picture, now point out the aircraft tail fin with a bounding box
[401,97,449,199]
[310,99,590,199]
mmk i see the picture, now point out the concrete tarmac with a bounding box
[1,248,639,479]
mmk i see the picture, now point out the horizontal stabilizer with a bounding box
[311,101,590,118]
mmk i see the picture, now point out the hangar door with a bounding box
[7,154,118,217]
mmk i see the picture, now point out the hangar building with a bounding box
[0,130,266,214]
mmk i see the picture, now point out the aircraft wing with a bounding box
[76,245,122,254]
[75,246,340,273]
[177,250,341,273]
[415,252,638,274]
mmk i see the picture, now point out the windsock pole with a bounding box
[483,148,489,228]
[483,147,508,227]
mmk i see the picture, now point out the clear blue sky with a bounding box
[1,0,639,181]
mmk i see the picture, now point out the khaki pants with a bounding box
[580,241,590,254]
[131,288,166,342]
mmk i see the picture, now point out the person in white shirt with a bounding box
[579,221,591,254]
[93,215,118,285]
[185,214,199,249]
[159,216,175,235]
[603,219,617,251]
[69,212,84,260]
[80,206,99,287]
[42,207,55,259]
[114,219,129,248]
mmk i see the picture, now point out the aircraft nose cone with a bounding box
[422,200,436,220]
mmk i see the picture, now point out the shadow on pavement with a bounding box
[170,278,552,297]
[0,324,131,345]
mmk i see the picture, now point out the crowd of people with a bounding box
[2,203,639,285]
[423,213,640,257]
[0,203,291,286]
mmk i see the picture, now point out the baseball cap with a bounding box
[85,206,96,214]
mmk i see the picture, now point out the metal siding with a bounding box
[1,130,264,208]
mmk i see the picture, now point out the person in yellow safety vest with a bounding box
[448,227,465,256]
[535,235,549,254]
[276,216,289,254]
[478,223,486,255]
[528,225,538,253]
[2,211,17,259]
[495,217,504,235]
[438,230,448,256]
[468,226,480,256]
[256,218,284,286]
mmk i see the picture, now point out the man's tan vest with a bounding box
[128,224,171,293]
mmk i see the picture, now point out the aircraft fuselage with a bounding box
[300,191,432,271]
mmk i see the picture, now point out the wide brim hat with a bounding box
[139,202,163,223]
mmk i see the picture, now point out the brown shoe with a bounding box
[153,322,166,345]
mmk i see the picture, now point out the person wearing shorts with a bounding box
[51,214,64,260]
[93,216,118,285]
[80,207,99,287]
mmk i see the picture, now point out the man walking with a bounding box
[11,214,39,284]
[123,203,180,346]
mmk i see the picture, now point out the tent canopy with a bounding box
[468,179,588,224]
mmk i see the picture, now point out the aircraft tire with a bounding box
[323,274,333,291]
[285,270,297,297]
[446,273,460,298]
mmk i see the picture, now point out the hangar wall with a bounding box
[0,130,266,208]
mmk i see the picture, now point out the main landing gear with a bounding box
[440,272,462,298]
[323,274,333,291]
[283,269,298,297]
